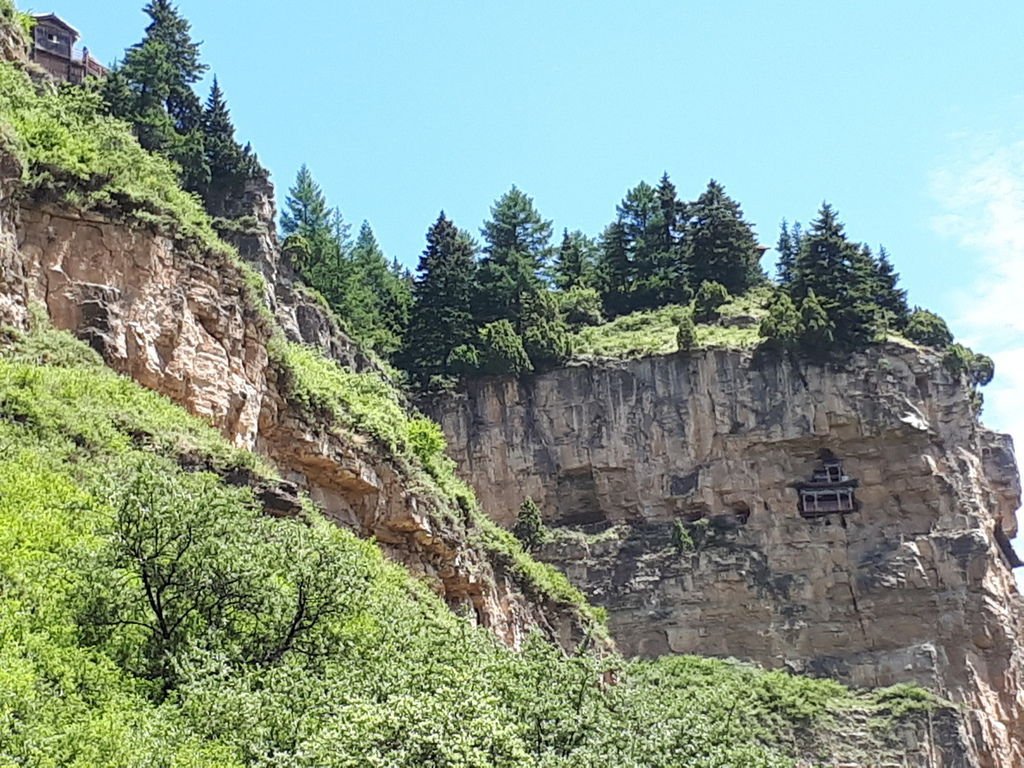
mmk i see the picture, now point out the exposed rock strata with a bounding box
[430,349,1024,767]
[6,200,588,651]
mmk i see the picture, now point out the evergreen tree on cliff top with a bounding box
[474,186,552,329]
[198,77,252,215]
[280,165,351,303]
[104,0,208,192]
[685,180,762,294]
[789,203,879,350]
[343,222,411,355]
[403,213,478,387]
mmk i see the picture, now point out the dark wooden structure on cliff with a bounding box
[29,13,107,84]
[797,454,858,518]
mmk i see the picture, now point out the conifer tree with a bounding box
[551,230,597,291]
[759,292,802,350]
[199,77,247,214]
[475,186,552,329]
[775,220,802,285]
[521,290,572,370]
[798,289,835,353]
[513,498,546,552]
[685,180,762,294]
[596,220,632,316]
[790,203,878,350]
[478,320,533,376]
[873,246,910,330]
[403,213,478,387]
[596,180,687,316]
[656,173,685,256]
[105,0,209,191]
[342,222,411,355]
[280,165,337,274]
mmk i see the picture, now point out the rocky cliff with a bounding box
[0,163,593,653]
[430,348,1024,767]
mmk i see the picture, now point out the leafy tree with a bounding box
[551,229,598,290]
[513,497,546,552]
[676,308,697,351]
[475,186,552,329]
[685,180,762,294]
[403,213,478,386]
[693,280,730,323]
[904,308,953,348]
[478,319,533,376]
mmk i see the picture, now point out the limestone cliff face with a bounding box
[430,348,1024,767]
[1,184,589,651]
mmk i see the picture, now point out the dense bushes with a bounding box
[0,323,926,767]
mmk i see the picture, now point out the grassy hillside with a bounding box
[572,287,770,359]
[0,322,939,768]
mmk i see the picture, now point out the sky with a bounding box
[44,1,1024,582]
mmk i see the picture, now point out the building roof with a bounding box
[31,13,81,40]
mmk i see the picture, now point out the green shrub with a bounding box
[512,497,546,552]
[693,280,730,323]
[676,309,697,351]
[479,319,533,375]
[905,308,953,349]
[558,285,604,328]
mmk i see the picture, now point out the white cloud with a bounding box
[930,140,1024,590]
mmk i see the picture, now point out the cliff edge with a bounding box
[430,347,1024,766]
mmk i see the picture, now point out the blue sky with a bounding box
[47,1,1024,571]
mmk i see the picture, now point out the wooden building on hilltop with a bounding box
[30,13,107,84]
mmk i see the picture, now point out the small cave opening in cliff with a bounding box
[796,453,859,519]
[731,502,751,525]
[994,522,1024,569]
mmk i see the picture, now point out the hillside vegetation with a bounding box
[0,322,939,767]
[0,5,953,766]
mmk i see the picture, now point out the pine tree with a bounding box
[790,203,878,350]
[280,165,337,275]
[656,173,685,255]
[342,222,411,355]
[512,498,546,552]
[106,0,209,191]
[135,0,206,132]
[595,220,631,316]
[798,289,835,353]
[693,280,730,323]
[475,186,552,329]
[521,290,572,370]
[685,180,761,294]
[676,309,697,351]
[403,213,478,387]
[199,77,247,215]
[873,246,910,330]
[551,229,597,291]
[596,180,686,316]
[478,320,533,376]
[775,220,802,285]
